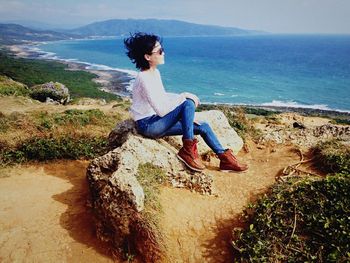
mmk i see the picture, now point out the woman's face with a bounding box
[146,41,165,67]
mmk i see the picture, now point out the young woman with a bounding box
[124,32,248,172]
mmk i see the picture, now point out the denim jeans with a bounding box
[136,99,225,154]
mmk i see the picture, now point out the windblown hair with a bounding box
[124,32,161,70]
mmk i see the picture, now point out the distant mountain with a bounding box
[0,20,82,31]
[0,24,77,44]
[0,19,266,45]
[68,19,264,37]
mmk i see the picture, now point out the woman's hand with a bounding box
[182,92,200,107]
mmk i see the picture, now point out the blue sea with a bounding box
[37,35,350,112]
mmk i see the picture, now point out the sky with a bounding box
[0,0,350,34]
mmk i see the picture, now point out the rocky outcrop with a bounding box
[86,110,244,259]
[30,81,70,104]
[259,120,350,147]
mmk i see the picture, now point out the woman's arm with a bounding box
[140,77,186,117]
[181,92,200,107]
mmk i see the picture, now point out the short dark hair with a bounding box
[124,32,161,70]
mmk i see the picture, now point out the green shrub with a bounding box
[0,135,109,165]
[244,107,276,117]
[0,75,30,96]
[232,174,350,262]
[330,118,350,125]
[34,109,110,130]
[314,140,350,174]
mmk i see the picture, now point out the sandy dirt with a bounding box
[159,143,302,262]
[0,96,125,115]
[0,161,114,263]
[0,142,305,262]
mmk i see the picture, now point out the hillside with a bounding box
[1,94,348,262]
[0,24,77,44]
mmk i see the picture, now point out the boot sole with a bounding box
[220,169,248,173]
[177,154,205,172]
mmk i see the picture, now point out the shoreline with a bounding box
[4,43,134,98]
[2,42,350,118]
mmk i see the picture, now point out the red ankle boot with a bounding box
[217,149,248,172]
[177,138,205,172]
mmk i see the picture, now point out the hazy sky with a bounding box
[0,0,349,33]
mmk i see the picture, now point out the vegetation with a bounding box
[132,163,167,262]
[330,118,350,125]
[0,51,121,101]
[232,140,350,262]
[314,140,350,174]
[0,108,122,166]
[197,104,261,139]
[1,135,109,165]
[137,163,167,215]
[0,75,31,96]
[232,174,350,262]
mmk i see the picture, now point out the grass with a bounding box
[314,140,350,174]
[232,173,350,262]
[0,108,123,166]
[330,118,350,125]
[0,134,109,165]
[131,163,167,262]
[232,139,350,262]
[0,51,121,101]
[197,104,262,139]
[0,75,31,96]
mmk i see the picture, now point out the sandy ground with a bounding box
[0,161,114,263]
[0,96,124,115]
[0,96,328,262]
[159,143,302,262]
[0,142,305,262]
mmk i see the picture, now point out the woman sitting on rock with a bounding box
[124,32,248,172]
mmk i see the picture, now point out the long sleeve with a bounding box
[130,70,185,120]
[140,76,185,117]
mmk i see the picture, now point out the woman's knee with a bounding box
[183,98,195,109]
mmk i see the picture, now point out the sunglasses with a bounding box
[151,47,164,55]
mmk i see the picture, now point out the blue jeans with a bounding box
[136,99,225,154]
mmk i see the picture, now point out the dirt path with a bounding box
[0,161,114,263]
[159,143,300,262]
[0,144,301,262]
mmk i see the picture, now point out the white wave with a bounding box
[231,94,238,97]
[260,100,350,113]
[214,92,225,96]
[85,63,137,76]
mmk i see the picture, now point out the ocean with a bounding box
[37,34,350,112]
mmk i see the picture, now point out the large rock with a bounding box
[30,81,70,104]
[108,110,244,154]
[87,110,244,259]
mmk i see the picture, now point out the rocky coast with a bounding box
[1,41,349,262]
[4,42,350,121]
[5,43,133,97]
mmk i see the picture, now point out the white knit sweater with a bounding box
[130,69,186,121]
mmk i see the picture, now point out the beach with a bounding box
[5,43,133,97]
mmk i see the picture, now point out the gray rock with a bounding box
[259,123,350,148]
[87,110,245,257]
[30,81,70,104]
